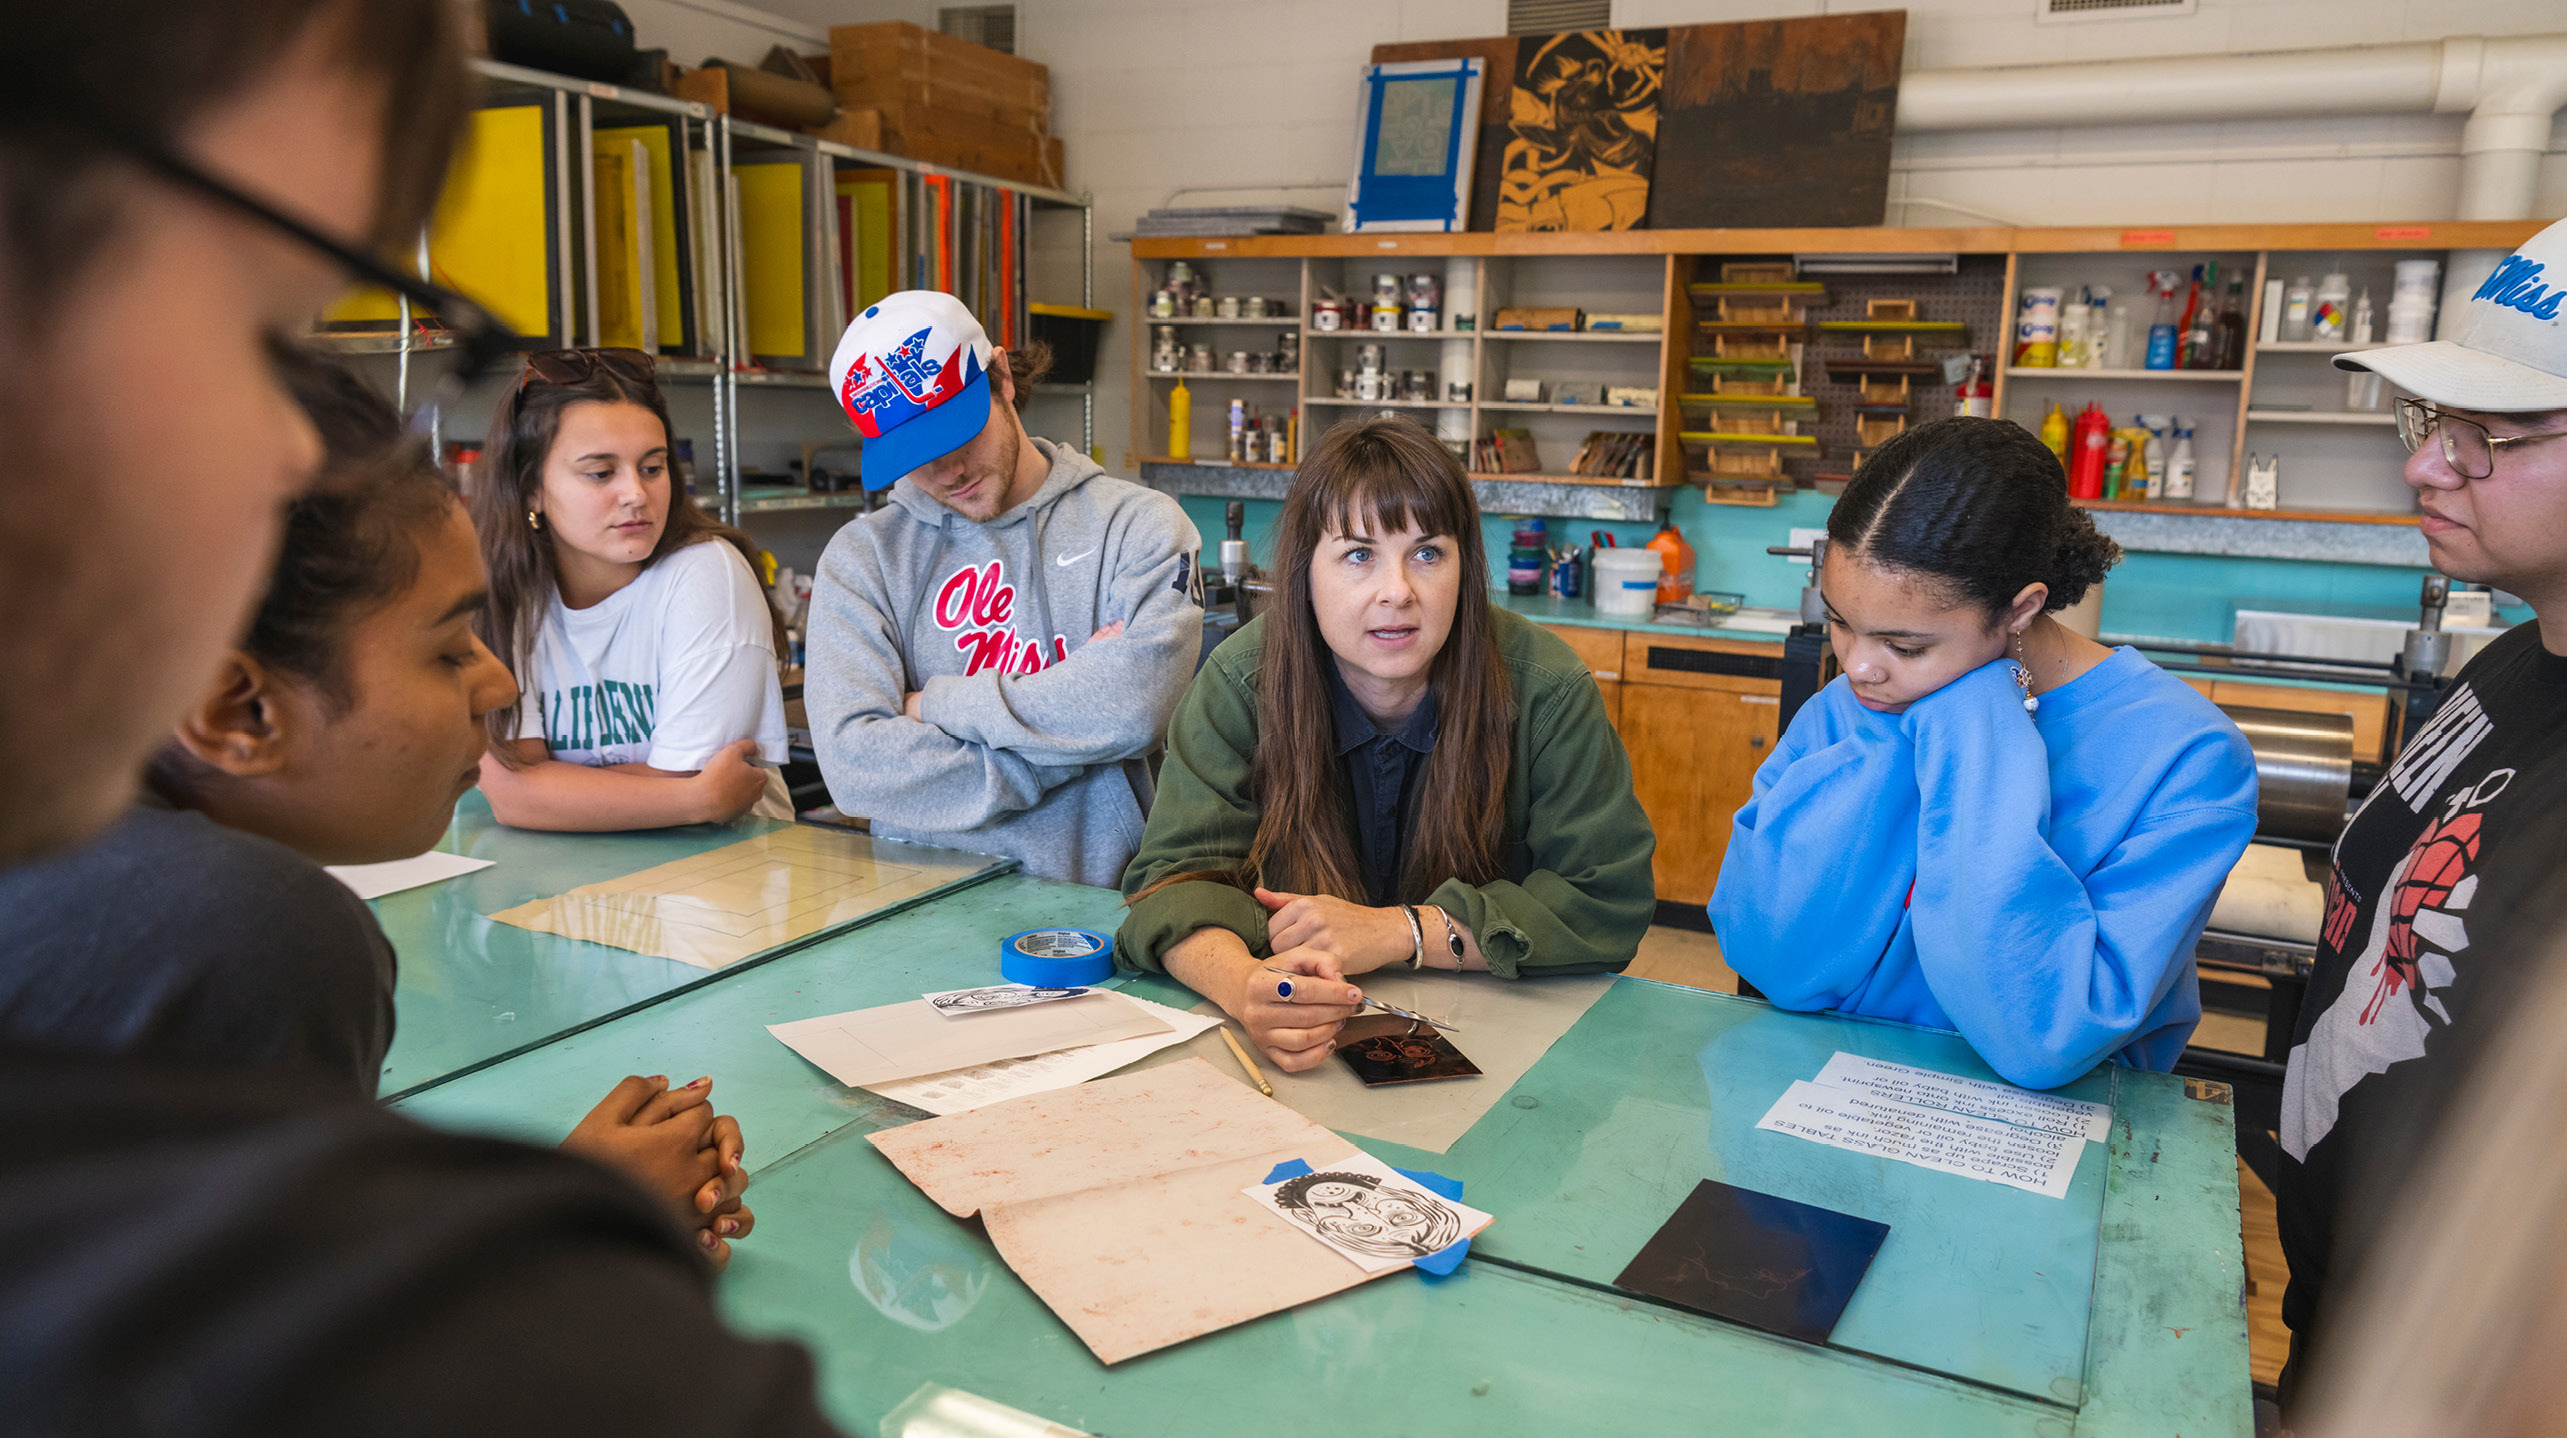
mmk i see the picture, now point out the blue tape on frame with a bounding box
[1394,1166,1471,1277]
[999,928,1115,988]
[1263,1158,1314,1184]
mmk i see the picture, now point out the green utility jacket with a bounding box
[1116,606,1656,979]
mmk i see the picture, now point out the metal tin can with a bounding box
[1191,295,1217,319]
[1407,306,1438,333]
[1354,371,1385,401]
[1311,300,1344,332]
[1216,294,1241,319]
[1244,296,1269,318]
[1369,305,1402,333]
[1225,350,1250,374]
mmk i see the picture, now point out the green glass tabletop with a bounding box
[715,1119,2070,1437]
[395,874,2248,1434]
[374,793,1009,1098]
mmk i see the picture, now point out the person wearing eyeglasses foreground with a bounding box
[0,3,845,1432]
[471,349,796,830]
[2273,214,2567,1416]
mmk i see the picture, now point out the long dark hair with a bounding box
[1225,416,1513,902]
[470,355,784,756]
[1828,415,2122,616]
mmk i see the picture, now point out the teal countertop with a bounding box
[395,869,2249,1436]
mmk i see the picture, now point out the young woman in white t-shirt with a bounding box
[471,349,792,830]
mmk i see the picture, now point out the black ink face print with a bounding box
[1271,1170,1465,1259]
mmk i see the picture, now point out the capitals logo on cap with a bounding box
[831,291,996,491]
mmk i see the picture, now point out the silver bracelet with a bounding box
[1433,906,1465,965]
[1399,903,1425,970]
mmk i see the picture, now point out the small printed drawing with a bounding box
[1246,1152,1494,1276]
[925,984,1091,1015]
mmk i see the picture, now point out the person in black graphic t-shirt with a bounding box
[2275,215,2567,1413]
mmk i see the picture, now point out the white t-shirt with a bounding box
[509,539,791,784]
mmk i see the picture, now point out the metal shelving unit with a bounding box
[339,59,1094,526]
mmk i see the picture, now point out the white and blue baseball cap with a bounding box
[2337,217,2567,411]
[830,290,996,490]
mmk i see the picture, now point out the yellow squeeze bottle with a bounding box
[2039,401,2070,468]
[1168,378,1192,460]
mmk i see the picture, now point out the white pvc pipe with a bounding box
[1896,34,2567,222]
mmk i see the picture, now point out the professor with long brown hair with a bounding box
[1117,416,1656,1070]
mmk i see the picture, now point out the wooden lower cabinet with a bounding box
[1618,682,1780,906]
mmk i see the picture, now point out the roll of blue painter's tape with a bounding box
[1000,928,1115,988]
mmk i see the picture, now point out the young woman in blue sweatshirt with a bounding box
[1711,417,2259,1090]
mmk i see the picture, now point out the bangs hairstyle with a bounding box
[1236,415,1512,902]
[1828,415,2123,620]
[470,356,787,760]
[150,351,459,797]
[0,0,470,330]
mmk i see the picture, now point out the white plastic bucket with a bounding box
[1592,548,1666,617]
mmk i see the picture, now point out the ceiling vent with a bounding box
[939,5,1017,54]
[2039,0,2197,21]
[1508,0,1612,37]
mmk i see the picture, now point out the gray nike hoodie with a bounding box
[807,438,1204,886]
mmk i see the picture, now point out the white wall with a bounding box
[620,0,825,65]
[621,0,2567,463]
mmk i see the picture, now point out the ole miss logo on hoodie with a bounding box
[935,560,1069,675]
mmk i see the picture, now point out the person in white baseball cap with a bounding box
[805,291,1204,886]
[2276,215,2567,1417]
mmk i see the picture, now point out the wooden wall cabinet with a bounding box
[1542,624,1781,905]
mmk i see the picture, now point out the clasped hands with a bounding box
[561,1073,755,1268]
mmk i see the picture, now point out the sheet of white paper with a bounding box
[326,850,493,901]
[767,990,1174,1088]
[1757,1080,2085,1199]
[926,984,1094,1016]
[1242,1151,1495,1275]
[1149,970,1616,1154]
[1812,1052,2112,1141]
[864,997,1224,1115]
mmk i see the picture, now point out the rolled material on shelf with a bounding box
[705,61,839,128]
[2218,703,2353,844]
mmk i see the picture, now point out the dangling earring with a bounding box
[527,509,544,532]
[2010,628,2039,713]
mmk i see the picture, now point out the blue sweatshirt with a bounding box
[1711,648,2259,1090]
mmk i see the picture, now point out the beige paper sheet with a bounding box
[768,991,1174,1089]
[1141,970,1617,1153]
[486,826,980,968]
[868,1059,1398,1364]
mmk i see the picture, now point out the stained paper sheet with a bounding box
[769,990,1174,1089]
[485,826,987,968]
[868,1059,1407,1364]
[863,996,1223,1115]
[327,850,493,901]
[1757,1080,2086,1199]
[1812,1052,2112,1141]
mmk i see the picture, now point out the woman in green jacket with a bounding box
[1119,415,1655,1071]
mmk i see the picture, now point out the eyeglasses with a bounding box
[41,99,520,386]
[2397,398,2567,480]
[525,348,657,387]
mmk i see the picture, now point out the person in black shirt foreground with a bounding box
[0,3,844,1431]
[0,352,763,1262]
[2275,214,2567,1411]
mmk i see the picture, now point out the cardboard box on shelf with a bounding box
[828,22,1050,128]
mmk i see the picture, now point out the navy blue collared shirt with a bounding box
[1326,661,1439,906]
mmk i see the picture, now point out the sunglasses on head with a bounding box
[524,348,658,387]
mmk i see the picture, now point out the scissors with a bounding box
[1259,966,1461,1033]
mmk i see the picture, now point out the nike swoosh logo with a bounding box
[1055,549,1097,567]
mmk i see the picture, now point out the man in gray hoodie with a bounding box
[808,290,1203,887]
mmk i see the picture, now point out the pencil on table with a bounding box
[1218,1025,1274,1097]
